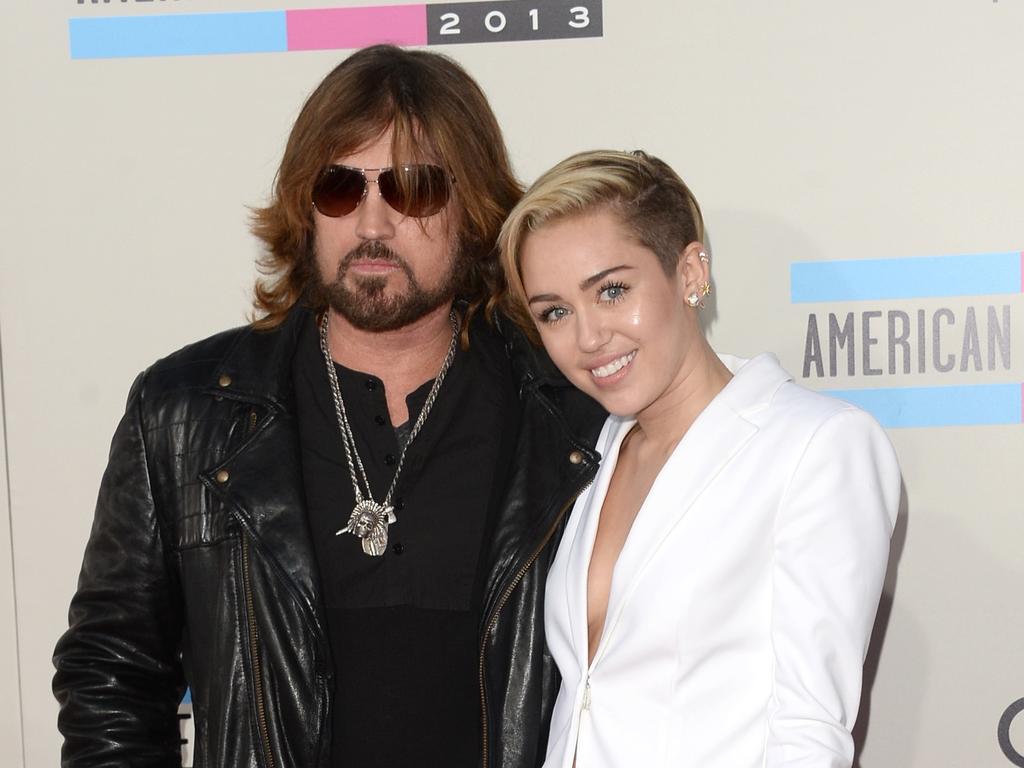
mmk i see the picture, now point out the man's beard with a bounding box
[312,240,464,332]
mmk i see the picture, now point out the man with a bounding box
[53,45,604,768]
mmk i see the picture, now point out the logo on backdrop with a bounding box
[791,251,1023,428]
[999,697,1024,767]
[69,0,602,59]
[179,695,194,768]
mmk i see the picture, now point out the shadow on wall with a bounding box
[852,472,1024,766]
[853,480,909,768]
[694,207,824,358]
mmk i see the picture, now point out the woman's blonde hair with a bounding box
[498,149,704,340]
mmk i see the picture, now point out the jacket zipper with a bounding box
[573,677,592,765]
[478,474,594,768]
[241,535,275,768]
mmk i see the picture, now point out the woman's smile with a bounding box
[588,349,637,382]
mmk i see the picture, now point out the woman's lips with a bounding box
[589,350,637,380]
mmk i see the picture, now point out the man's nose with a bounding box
[354,177,396,240]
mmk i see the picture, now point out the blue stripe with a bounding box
[69,12,287,59]
[181,687,192,704]
[790,252,1021,303]
[825,383,1021,428]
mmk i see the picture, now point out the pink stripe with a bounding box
[287,5,426,51]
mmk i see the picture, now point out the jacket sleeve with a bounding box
[52,372,186,767]
[765,407,901,767]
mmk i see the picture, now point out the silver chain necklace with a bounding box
[318,310,459,556]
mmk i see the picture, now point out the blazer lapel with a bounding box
[563,416,635,668]
[593,354,790,665]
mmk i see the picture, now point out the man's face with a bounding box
[311,126,462,332]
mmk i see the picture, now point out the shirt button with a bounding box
[374,414,386,426]
[392,542,405,555]
[215,469,230,483]
[217,374,232,388]
[568,450,584,465]
[365,379,378,391]
[384,454,396,466]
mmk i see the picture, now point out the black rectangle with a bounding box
[427,0,602,45]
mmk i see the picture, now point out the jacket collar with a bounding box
[714,353,792,419]
[496,313,577,393]
[209,302,313,406]
[220,305,555,403]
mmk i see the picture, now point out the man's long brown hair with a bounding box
[250,45,522,332]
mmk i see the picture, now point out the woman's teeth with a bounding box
[591,351,637,379]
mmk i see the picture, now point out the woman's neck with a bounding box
[632,339,733,451]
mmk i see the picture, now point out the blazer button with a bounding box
[215,469,230,484]
[568,450,583,465]
[217,374,232,388]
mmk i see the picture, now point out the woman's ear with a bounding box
[677,241,710,297]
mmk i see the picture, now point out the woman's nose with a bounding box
[575,308,611,353]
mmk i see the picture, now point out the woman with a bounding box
[497,150,901,768]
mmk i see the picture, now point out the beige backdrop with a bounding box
[2,1,1023,766]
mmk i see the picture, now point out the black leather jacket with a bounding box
[53,304,604,768]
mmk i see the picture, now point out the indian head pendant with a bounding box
[336,499,397,557]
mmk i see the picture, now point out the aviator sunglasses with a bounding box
[311,164,453,218]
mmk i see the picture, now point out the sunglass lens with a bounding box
[378,165,450,217]
[312,167,365,217]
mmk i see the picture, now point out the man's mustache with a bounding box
[341,240,403,267]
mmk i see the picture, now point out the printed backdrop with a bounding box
[1,1,1022,766]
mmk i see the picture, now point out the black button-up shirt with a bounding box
[292,312,518,768]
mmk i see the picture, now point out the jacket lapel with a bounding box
[200,306,327,634]
[562,416,633,666]
[593,354,790,665]
[218,410,324,621]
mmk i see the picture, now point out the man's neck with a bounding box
[325,302,455,426]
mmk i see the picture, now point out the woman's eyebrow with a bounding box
[580,265,633,290]
[528,265,636,304]
[527,292,561,305]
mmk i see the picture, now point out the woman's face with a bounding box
[519,208,702,418]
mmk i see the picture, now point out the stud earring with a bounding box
[686,292,702,308]
[700,281,712,297]
[699,251,710,263]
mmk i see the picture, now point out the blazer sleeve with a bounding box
[52,372,186,767]
[765,406,900,767]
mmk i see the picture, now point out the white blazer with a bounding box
[542,353,901,768]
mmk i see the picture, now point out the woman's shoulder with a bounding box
[724,351,886,436]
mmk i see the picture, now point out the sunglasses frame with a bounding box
[311,163,454,219]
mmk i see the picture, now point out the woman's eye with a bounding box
[598,282,628,302]
[539,306,569,324]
